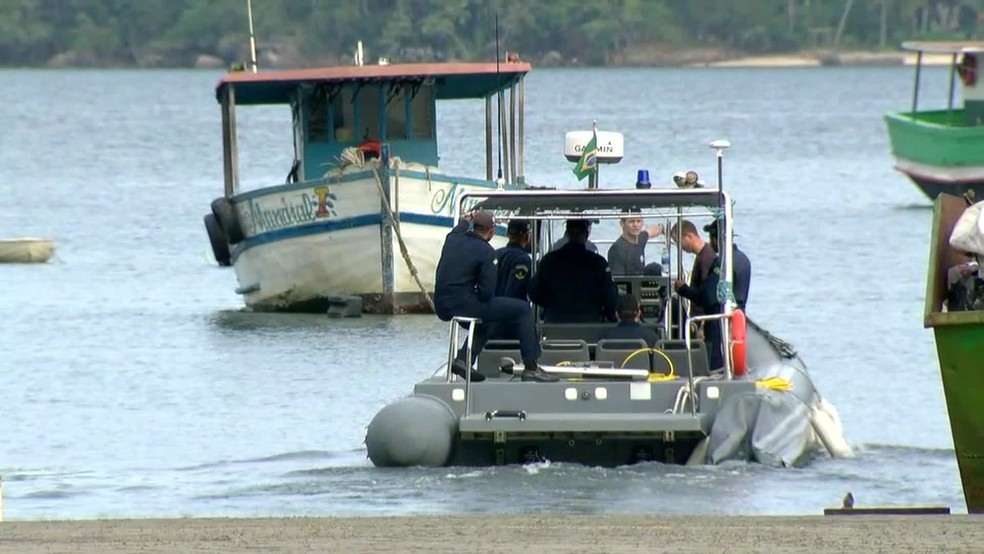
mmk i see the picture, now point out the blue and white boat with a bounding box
[204,56,530,313]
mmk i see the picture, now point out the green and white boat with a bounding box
[885,41,984,200]
[924,191,984,514]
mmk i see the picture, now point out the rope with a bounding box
[372,159,436,313]
[619,347,679,382]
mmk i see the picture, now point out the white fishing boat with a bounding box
[0,238,55,264]
[204,36,530,313]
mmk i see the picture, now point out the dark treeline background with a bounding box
[1,0,981,68]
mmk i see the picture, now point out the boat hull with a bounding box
[224,163,510,314]
[925,192,984,514]
[885,110,984,200]
[366,319,848,469]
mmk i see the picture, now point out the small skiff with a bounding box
[0,238,55,263]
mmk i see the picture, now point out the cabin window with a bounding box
[355,85,382,142]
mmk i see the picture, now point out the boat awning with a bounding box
[901,41,984,55]
[461,188,729,219]
[215,62,532,105]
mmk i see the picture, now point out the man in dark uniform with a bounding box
[599,294,659,347]
[434,211,557,383]
[551,219,600,253]
[607,210,664,275]
[703,222,751,311]
[529,219,618,323]
[494,219,533,301]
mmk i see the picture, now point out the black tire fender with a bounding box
[204,213,232,267]
[210,197,245,244]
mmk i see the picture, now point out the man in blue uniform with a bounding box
[529,219,619,323]
[599,294,659,347]
[495,219,533,301]
[434,211,557,383]
[551,219,600,253]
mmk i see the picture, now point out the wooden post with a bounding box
[221,85,239,198]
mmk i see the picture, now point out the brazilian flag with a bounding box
[572,131,598,181]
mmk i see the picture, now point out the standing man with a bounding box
[669,220,716,316]
[529,219,619,323]
[703,222,751,311]
[551,219,600,253]
[607,210,665,275]
[434,211,557,383]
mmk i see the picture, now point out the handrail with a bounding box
[685,312,734,379]
[447,316,481,417]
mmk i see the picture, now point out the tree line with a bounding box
[0,0,981,68]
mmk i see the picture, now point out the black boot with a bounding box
[521,360,558,382]
[451,359,485,382]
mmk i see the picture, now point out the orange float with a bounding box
[731,309,748,377]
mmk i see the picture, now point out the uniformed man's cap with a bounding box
[471,210,495,230]
[507,219,531,234]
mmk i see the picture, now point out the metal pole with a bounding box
[499,90,510,184]
[911,51,923,118]
[246,0,258,73]
[517,77,525,183]
[947,53,958,125]
[485,97,493,181]
[509,83,517,185]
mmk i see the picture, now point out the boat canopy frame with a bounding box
[455,187,740,377]
[215,62,532,198]
[901,41,984,123]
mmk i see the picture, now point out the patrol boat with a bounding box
[366,143,852,468]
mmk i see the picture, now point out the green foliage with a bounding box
[0,0,981,67]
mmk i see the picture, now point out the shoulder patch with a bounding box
[514,264,529,280]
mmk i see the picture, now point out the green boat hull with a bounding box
[885,110,984,200]
[925,193,984,514]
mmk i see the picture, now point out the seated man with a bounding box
[529,219,618,323]
[607,210,664,275]
[434,211,557,382]
[599,294,659,347]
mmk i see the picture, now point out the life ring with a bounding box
[958,53,977,87]
[359,140,383,160]
[730,309,748,377]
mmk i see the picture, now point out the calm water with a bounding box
[0,65,966,519]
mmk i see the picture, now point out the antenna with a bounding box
[494,13,503,182]
[246,0,258,73]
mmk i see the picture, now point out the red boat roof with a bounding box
[215,61,532,105]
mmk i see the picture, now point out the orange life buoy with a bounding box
[359,139,382,159]
[958,53,977,87]
[730,309,748,377]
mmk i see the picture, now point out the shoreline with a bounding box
[0,50,954,71]
[0,514,982,553]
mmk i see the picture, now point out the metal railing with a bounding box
[447,316,481,416]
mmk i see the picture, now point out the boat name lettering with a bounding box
[430,182,481,215]
[241,187,337,235]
